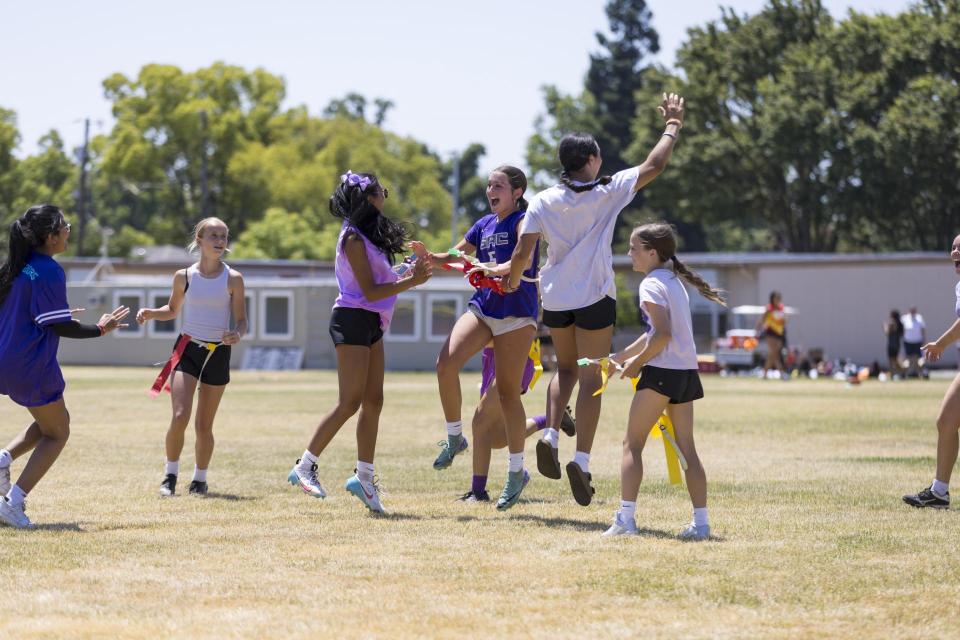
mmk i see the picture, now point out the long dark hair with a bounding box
[329,171,408,263]
[0,205,65,309]
[558,132,612,193]
[492,165,529,211]
[632,222,726,306]
[890,309,904,338]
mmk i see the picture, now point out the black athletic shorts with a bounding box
[634,365,703,404]
[173,337,231,386]
[329,307,383,347]
[904,341,922,357]
[542,296,616,330]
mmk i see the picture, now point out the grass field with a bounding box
[2,367,959,639]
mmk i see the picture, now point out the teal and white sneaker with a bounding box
[345,474,387,514]
[432,434,468,470]
[495,469,529,511]
[602,511,638,537]
[287,460,326,499]
[0,497,33,529]
[0,463,10,496]
[678,522,710,541]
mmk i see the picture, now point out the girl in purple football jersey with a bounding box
[0,205,129,529]
[413,165,540,510]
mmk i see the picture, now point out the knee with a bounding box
[496,389,521,409]
[363,392,384,414]
[936,414,959,433]
[337,395,363,416]
[622,436,643,456]
[194,420,215,437]
[436,354,457,380]
[171,406,191,427]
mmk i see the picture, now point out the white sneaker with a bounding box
[287,461,326,499]
[602,511,638,537]
[679,522,710,541]
[0,497,33,529]
[0,464,10,496]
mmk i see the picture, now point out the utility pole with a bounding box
[450,151,460,247]
[75,118,90,255]
[199,110,210,217]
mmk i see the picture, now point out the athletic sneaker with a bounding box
[159,474,177,497]
[495,469,528,511]
[0,497,33,529]
[432,434,468,470]
[566,461,595,506]
[536,439,562,479]
[903,486,950,509]
[679,522,711,541]
[287,460,327,499]
[560,406,576,437]
[345,473,387,514]
[188,480,208,496]
[602,511,638,537]
[0,464,10,496]
[458,490,491,503]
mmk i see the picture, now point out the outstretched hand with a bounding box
[98,305,130,334]
[409,256,433,286]
[922,342,943,362]
[658,92,685,125]
[407,240,428,258]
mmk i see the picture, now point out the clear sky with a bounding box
[0,0,910,174]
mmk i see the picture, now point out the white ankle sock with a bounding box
[543,428,559,448]
[192,467,207,482]
[357,461,375,482]
[446,421,463,437]
[298,450,318,472]
[693,507,709,527]
[508,452,524,473]
[165,460,179,476]
[573,451,590,473]
[619,500,637,522]
[932,479,949,496]
[6,484,26,508]
[0,449,11,468]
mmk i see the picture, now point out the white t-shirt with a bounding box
[519,166,640,311]
[638,268,698,370]
[900,312,925,343]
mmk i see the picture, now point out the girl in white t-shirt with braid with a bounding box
[602,222,725,540]
[506,93,684,507]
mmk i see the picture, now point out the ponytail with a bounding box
[0,205,65,309]
[671,255,726,306]
[559,172,612,193]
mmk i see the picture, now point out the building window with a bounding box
[426,294,462,342]
[113,289,144,337]
[259,290,294,340]
[147,289,178,338]
[386,293,421,342]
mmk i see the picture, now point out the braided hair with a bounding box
[329,171,408,264]
[0,205,66,309]
[558,133,611,193]
[632,222,726,306]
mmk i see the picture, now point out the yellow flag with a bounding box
[527,339,543,391]
[650,412,683,485]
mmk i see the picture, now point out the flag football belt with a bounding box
[150,334,221,396]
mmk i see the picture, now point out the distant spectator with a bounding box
[884,309,905,378]
[756,291,787,378]
[901,307,926,377]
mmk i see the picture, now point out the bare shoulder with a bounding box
[228,268,245,286]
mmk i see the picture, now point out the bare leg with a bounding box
[356,339,385,464]
[4,421,42,460]
[935,373,960,484]
[620,389,669,502]
[545,325,578,431]
[667,401,707,508]
[572,324,615,456]
[307,344,370,456]
[470,387,502,477]
[16,399,71,494]
[165,371,199,463]
[493,325,537,454]
[194,382,227,471]
[435,312,492,423]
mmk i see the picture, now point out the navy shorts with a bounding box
[634,365,704,404]
[904,341,922,357]
[329,307,383,347]
[542,296,616,330]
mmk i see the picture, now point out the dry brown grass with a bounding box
[1,367,959,639]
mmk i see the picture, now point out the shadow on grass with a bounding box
[370,511,425,521]
[201,492,257,502]
[31,522,84,532]
[508,513,609,532]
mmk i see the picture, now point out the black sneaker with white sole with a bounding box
[159,474,177,497]
[559,406,576,437]
[903,486,950,509]
[536,439,562,479]
[188,480,208,496]
[566,461,595,506]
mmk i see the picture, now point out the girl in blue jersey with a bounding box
[413,165,540,510]
[0,205,129,529]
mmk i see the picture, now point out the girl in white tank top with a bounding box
[136,217,247,498]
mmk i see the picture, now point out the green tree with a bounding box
[0,107,21,224]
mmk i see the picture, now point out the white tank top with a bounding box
[180,263,231,341]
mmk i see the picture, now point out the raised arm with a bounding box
[632,92,685,193]
[409,239,477,269]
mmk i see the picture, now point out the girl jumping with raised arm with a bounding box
[602,222,724,540]
[287,171,431,514]
[137,217,246,497]
[0,205,129,528]
[506,93,684,506]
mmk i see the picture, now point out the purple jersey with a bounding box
[0,253,73,406]
[464,210,539,320]
[480,347,536,396]
[332,222,400,331]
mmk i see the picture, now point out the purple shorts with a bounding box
[480,347,536,396]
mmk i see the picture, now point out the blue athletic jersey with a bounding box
[0,252,72,406]
[464,210,539,320]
